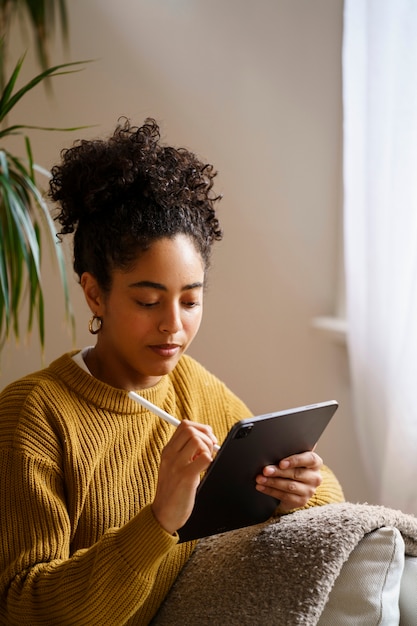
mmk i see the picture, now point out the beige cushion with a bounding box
[318,526,405,625]
[399,555,417,626]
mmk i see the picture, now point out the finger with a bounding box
[166,423,217,467]
[258,466,322,487]
[261,462,322,482]
[274,493,313,514]
[256,476,317,504]
[279,451,323,470]
[177,421,218,448]
[256,466,323,501]
[168,421,218,456]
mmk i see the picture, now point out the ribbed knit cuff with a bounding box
[115,504,179,576]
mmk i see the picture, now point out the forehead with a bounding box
[117,235,205,284]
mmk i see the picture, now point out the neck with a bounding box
[83,346,163,391]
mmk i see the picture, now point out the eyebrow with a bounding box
[128,280,204,292]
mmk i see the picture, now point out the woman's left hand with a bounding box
[255,451,323,512]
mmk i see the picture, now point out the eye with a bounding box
[136,300,159,308]
[182,300,201,309]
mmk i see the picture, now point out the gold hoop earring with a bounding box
[88,315,103,335]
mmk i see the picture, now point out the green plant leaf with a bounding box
[0,1,70,92]
[0,169,42,277]
[18,0,69,73]
[0,217,11,337]
[0,0,79,352]
[24,136,75,333]
[0,57,91,123]
[0,147,59,348]
[0,171,41,336]
[0,123,93,139]
[0,52,25,120]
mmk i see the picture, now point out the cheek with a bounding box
[107,306,149,336]
[188,309,203,336]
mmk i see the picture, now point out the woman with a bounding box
[0,119,344,625]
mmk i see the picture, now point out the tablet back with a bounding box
[178,400,338,543]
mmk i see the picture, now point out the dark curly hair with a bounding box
[49,117,223,291]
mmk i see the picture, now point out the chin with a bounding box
[150,358,181,376]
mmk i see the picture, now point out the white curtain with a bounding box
[343,0,417,514]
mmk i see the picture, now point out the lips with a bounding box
[149,344,181,358]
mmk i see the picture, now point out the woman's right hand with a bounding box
[151,421,218,535]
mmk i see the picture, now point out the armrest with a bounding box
[318,527,405,625]
[400,555,417,626]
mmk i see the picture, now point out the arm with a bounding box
[0,374,205,626]
[0,447,180,626]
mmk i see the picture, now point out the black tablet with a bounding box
[178,400,338,543]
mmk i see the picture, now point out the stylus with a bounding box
[128,390,221,452]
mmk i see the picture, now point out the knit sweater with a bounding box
[0,353,344,625]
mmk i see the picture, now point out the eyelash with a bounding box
[136,301,200,309]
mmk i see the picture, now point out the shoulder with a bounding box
[0,352,78,406]
[0,353,81,450]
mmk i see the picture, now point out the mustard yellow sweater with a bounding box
[0,353,344,625]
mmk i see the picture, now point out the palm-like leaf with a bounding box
[0,56,90,350]
[0,54,89,126]
[18,0,69,71]
[0,0,69,90]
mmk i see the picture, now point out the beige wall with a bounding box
[1,0,372,503]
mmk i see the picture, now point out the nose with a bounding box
[159,303,183,334]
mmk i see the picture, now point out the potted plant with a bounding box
[0,0,88,352]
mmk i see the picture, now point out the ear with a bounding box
[80,272,105,315]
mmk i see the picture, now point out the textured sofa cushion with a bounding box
[318,526,405,625]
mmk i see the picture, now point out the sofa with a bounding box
[151,502,417,625]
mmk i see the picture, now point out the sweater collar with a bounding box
[49,352,173,416]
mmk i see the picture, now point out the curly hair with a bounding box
[49,117,223,291]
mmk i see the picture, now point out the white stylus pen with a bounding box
[128,390,221,452]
